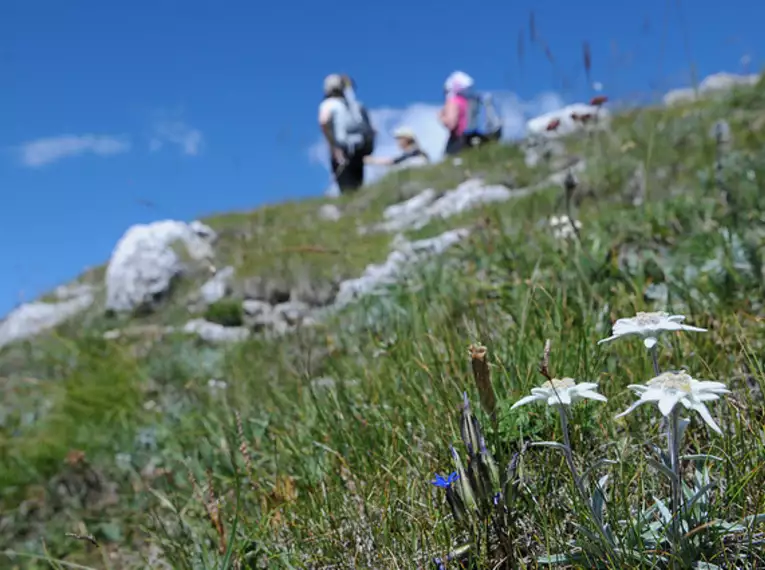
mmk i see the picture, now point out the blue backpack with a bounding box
[463,92,502,141]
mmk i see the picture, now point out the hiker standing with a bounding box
[318,74,376,194]
[438,71,502,156]
[364,126,430,169]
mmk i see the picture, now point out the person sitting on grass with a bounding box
[364,126,430,169]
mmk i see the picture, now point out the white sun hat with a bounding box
[392,126,417,141]
[444,70,475,93]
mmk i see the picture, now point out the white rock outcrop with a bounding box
[527,103,610,138]
[334,228,469,308]
[199,266,235,305]
[105,220,217,313]
[373,180,512,233]
[182,318,250,343]
[0,288,94,348]
[663,72,760,106]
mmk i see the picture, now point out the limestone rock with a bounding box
[241,276,291,305]
[105,220,217,314]
[0,291,94,348]
[182,319,250,343]
[199,266,235,305]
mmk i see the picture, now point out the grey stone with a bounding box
[199,266,235,305]
[242,299,281,330]
[290,277,338,307]
[0,293,94,348]
[241,276,291,304]
[182,318,250,343]
[274,301,311,326]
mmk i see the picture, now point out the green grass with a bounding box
[2,78,765,568]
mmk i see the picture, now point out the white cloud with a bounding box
[149,119,203,156]
[18,134,131,167]
[307,90,566,187]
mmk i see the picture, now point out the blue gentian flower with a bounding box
[431,472,459,488]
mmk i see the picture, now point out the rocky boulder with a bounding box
[663,72,760,106]
[0,285,95,348]
[526,103,610,138]
[105,220,217,314]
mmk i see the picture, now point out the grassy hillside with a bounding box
[2,78,765,569]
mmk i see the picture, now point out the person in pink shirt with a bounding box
[438,71,474,156]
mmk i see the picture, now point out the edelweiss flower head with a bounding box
[511,377,607,409]
[598,311,707,349]
[615,371,730,433]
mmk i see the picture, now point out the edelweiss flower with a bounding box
[597,311,706,349]
[615,371,730,433]
[511,377,607,409]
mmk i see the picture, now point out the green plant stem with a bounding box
[667,406,683,562]
[557,405,615,555]
[557,405,588,503]
[650,345,661,376]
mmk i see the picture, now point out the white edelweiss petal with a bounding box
[638,387,666,402]
[693,380,730,393]
[626,384,649,393]
[530,387,552,397]
[613,321,641,335]
[548,390,572,406]
[578,390,608,402]
[667,315,686,323]
[695,392,722,402]
[658,391,683,416]
[644,336,658,349]
[511,394,543,409]
[575,382,600,391]
[679,324,707,333]
[615,400,646,419]
[597,334,620,345]
[690,402,722,434]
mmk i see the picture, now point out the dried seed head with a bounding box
[469,344,497,417]
[582,41,592,75]
[564,171,578,192]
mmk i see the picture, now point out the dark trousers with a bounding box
[444,129,502,157]
[331,151,365,194]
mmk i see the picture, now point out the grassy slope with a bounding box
[2,80,765,568]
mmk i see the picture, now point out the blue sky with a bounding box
[1,0,761,317]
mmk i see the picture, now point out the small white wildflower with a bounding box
[615,371,730,434]
[511,377,607,409]
[207,378,228,391]
[549,215,582,240]
[597,311,706,349]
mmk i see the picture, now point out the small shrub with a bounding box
[204,299,244,327]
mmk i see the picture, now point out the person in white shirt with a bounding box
[318,74,376,193]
